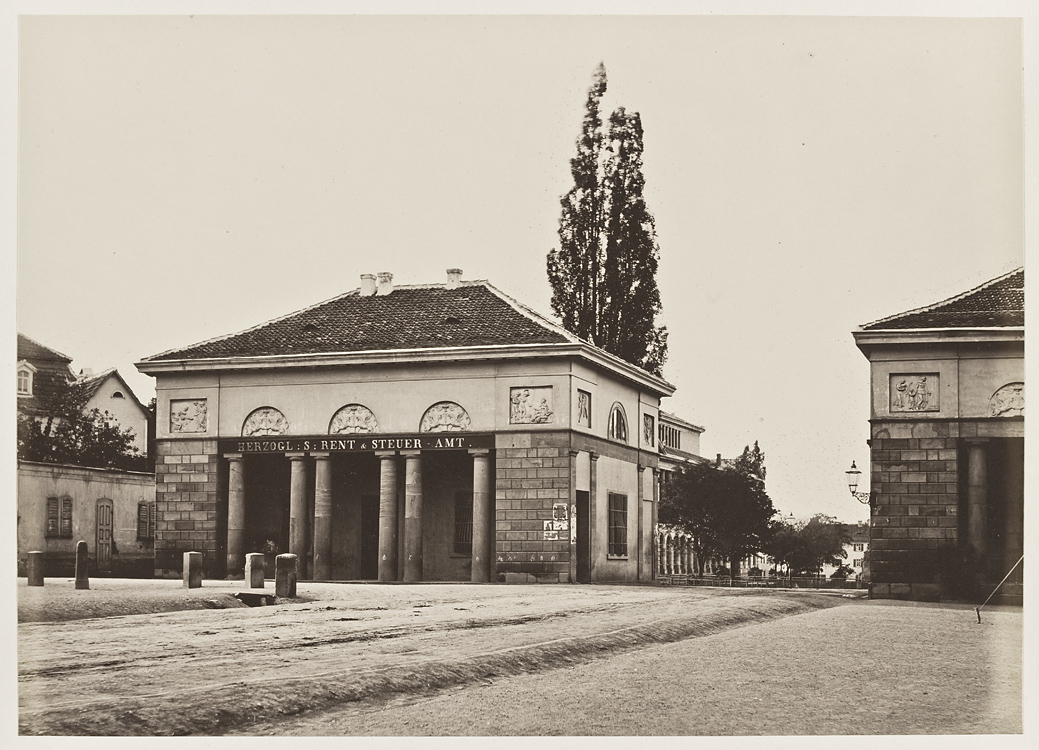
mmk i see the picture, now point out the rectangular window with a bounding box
[47,496,73,538]
[853,558,863,567]
[454,491,473,555]
[853,543,864,552]
[608,492,628,557]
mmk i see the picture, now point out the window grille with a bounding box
[608,492,627,557]
[454,491,473,555]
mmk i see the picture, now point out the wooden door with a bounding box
[96,499,113,574]
[575,490,590,583]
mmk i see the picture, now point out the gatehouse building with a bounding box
[136,270,675,584]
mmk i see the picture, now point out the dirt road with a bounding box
[17,581,1020,736]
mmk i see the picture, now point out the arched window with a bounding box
[608,403,627,443]
[111,391,125,399]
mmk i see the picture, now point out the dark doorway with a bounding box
[359,493,380,580]
[576,489,590,583]
[244,455,291,573]
[985,437,1024,583]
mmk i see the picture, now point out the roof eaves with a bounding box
[17,333,74,362]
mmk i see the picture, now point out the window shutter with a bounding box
[138,503,149,540]
[150,503,156,540]
[46,497,59,536]
[60,497,73,538]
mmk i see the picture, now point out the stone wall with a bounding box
[494,432,571,583]
[868,431,959,601]
[154,439,226,578]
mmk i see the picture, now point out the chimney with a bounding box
[376,271,394,296]
[716,453,722,467]
[79,368,94,378]
[446,268,463,289]
[359,274,377,296]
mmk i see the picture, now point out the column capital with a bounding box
[964,437,990,445]
[400,449,422,457]
[375,450,397,458]
[285,452,307,460]
[224,453,243,461]
[637,463,646,473]
[469,448,491,456]
[310,452,331,459]
[569,449,580,458]
[589,452,600,462]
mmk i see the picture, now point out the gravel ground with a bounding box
[250,600,1021,736]
[18,580,843,735]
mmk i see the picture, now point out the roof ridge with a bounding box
[75,367,117,384]
[17,332,74,362]
[861,266,1023,329]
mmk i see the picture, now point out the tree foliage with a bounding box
[659,461,776,576]
[17,378,146,472]
[547,63,668,376]
[732,441,766,480]
[766,514,851,576]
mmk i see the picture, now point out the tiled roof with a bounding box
[144,281,578,361]
[75,369,116,402]
[861,268,1024,331]
[18,333,72,364]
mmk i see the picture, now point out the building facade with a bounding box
[136,271,675,583]
[853,268,1024,601]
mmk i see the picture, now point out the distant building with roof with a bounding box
[17,333,155,578]
[136,270,678,583]
[853,268,1024,601]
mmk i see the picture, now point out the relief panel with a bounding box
[509,386,553,424]
[170,399,208,434]
[577,390,591,428]
[242,407,289,436]
[889,374,939,413]
[329,404,378,434]
[419,401,471,432]
[990,382,1024,417]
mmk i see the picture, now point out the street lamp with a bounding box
[845,461,875,508]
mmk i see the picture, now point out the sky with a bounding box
[11,9,1027,525]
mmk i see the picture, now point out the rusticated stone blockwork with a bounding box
[495,432,571,583]
[154,439,226,578]
[869,435,959,600]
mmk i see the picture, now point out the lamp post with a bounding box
[845,461,874,510]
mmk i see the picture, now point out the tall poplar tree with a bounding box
[547,64,668,376]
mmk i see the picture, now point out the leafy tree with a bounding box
[732,441,766,480]
[766,514,851,576]
[659,461,776,577]
[17,378,146,472]
[547,64,668,376]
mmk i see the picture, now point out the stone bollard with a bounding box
[183,551,203,588]
[245,552,265,589]
[275,553,297,598]
[27,551,44,586]
[75,541,89,590]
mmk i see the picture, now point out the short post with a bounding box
[275,553,297,598]
[27,551,44,586]
[183,551,203,588]
[245,552,265,588]
[74,541,89,590]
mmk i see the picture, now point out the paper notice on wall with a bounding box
[543,519,568,540]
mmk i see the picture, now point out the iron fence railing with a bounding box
[659,574,867,590]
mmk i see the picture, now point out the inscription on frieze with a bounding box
[990,382,1024,417]
[509,387,553,424]
[890,374,939,413]
[170,399,207,433]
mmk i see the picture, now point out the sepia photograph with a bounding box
[7,1,1032,741]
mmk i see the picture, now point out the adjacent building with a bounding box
[853,268,1024,600]
[135,270,676,584]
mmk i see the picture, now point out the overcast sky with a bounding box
[13,10,1025,523]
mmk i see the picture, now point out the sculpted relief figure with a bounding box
[892,375,936,412]
[420,402,471,432]
[990,382,1024,417]
[329,404,378,434]
[242,407,289,436]
[170,399,207,433]
[577,390,591,427]
[510,387,553,424]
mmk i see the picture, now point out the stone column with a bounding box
[312,452,333,581]
[471,449,494,583]
[27,551,44,586]
[651,468,660,581]
[376,451,399,582]
[75,540,89,589]
[589,452,599,577]
[402,450,424,582]
[567,450,580,585]
[225,454,245,577]
[287,453,310,579]
[966,440,988,558]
